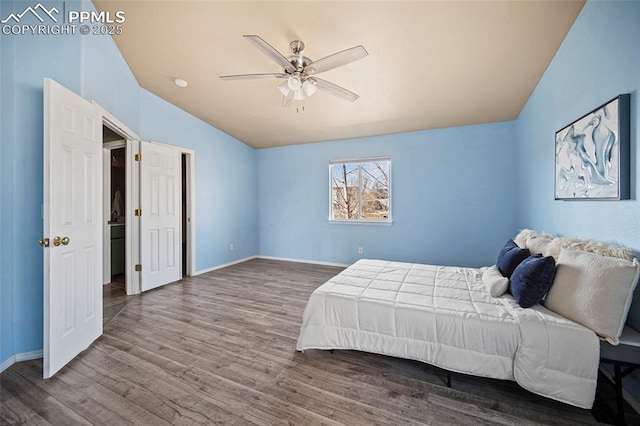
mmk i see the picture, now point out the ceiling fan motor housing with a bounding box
[287,55,312,73]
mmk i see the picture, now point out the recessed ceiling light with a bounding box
[174,78,188,88]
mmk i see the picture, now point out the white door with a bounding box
[140,142,181,291]
[42,78,103,378]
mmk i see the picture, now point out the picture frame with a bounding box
[555,94,630,200]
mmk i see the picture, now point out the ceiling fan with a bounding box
[220,35,368,107]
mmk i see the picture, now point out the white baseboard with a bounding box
[0,350,43,374]
[193,255,348,276]
[256,255,349,268]
[193,255,258,276]
[600,365,640,414]
[0,356,13,373]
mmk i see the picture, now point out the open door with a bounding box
[42,79,103,378]
[140,141,181,291]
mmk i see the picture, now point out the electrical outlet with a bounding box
[357,247,363,255]
[229,243,234,251]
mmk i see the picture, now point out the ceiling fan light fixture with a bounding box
[278,81,290,96]
[302,79,317,97]
[294,89,305,101]
[287,75,302,91]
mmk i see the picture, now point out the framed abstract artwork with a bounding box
[555,94,630,200]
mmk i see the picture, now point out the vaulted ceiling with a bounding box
[93,1,585,148]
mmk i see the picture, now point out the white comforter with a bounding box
[296,259,600,408]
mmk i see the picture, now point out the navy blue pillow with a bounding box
[496,239,530,278]
[509,255,556,308]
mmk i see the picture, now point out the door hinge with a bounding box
[135,264,142,272]
[38,238,50,248]
[134,153,141,161]
[135,208,142,216]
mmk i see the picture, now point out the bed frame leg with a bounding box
[447,372,452,388]
[329,349,334,354]
[615,365,625,426]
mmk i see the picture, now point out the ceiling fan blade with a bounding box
[282,90,295,107]
[305,45,368,75]
[220,73,287,80]
[309,77,359,102]
[244,35,296,73]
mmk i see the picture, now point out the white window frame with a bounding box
[328,156,392,225]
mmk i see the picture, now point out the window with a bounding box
[330,157,391,223]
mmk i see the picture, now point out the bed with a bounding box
[296,231,640,409]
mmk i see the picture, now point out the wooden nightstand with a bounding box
[600,326,640,426]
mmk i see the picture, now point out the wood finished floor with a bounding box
[1,258,638,425]
[103,274,132,326]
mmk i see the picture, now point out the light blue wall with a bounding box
[139,89,258,267]
[0,0,257,365]
[258,121,518,267]
[1,0,85,362]
[515,0,640,398]
[1,0,17,365]
[516,0,640,327]
[79,6,140,135]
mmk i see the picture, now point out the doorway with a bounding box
[102,126,126,285]
[99,119,197,296]
[99,137,196,296]
[180,150,195,277]
[182,154,187,276]
[102,126,131,324]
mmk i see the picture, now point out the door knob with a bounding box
[38,238,50,247]
[52,236,70,246]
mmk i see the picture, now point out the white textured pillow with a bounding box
[482,265,510,297]
[515,229,554,248]
[526,235,553,256]
[545,248,640,344]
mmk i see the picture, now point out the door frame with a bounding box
[91,105,196,289]
[101,139,125,285]
[102,148,111,285]
[93,101,142,294]
[150,141,196,277]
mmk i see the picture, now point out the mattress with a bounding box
[296,259,600,408]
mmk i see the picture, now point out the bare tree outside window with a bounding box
[330,159,390,222]
[331,163,359,219]
[361,161,389,219]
